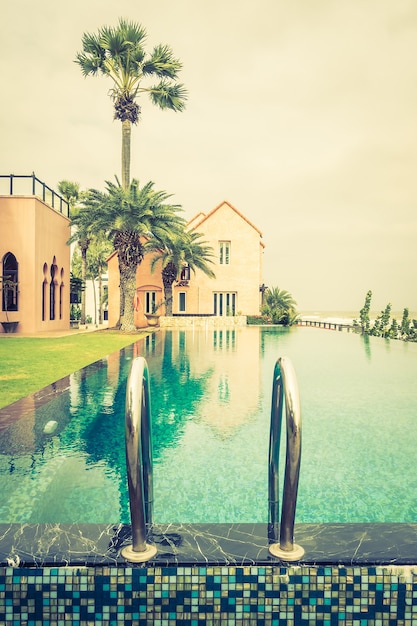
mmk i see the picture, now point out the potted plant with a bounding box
[0,276,19,333]
[70,304,81,329]
[144,297,172,327]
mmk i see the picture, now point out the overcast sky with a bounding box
[1,0,416,313]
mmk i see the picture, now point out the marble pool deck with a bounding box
[1,522,417,567]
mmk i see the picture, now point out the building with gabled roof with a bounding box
[107,200,265,328]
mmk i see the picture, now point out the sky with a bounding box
[1,0,416,313]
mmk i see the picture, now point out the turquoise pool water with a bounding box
[0,327,416,524]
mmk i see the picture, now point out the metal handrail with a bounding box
[268,356,304,560]
[121,357,157,562]
[0,174,70,217]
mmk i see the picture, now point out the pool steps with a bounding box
[122,355,304,563]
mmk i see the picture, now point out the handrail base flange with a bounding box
[121,543,157,562]
[269,543,305,561]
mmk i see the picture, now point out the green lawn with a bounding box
[0,330,148,409]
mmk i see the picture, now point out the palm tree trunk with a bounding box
[164,285,174,315]
[121,120,131,190]
[162,263,177,316]
[113,224,143,332]
[92,278,97,325]
[81,246,87,325]
[119,264,137,331]
[98,273,103,325]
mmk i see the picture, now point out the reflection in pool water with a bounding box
[0,326,416,524]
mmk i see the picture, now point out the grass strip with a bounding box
[0,330,147,409]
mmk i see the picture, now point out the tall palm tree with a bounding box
[261,287,298,326]
[78,177,185,331]
[75,18,187,189]
[149,231,216,315]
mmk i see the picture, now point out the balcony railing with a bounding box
[0,174,70,218]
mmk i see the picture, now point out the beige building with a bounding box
[107,200,265,328]
[0,175,71,334]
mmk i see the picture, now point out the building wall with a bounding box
[0,196,70,334]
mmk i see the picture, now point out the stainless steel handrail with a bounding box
[268,356,304,560]
[121,357,157,562]
[0,174,70,216]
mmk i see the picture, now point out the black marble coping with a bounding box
[1,523,417,568]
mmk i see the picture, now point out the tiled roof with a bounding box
[188,200,263,238]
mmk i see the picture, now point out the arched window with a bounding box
[59,268,64,320]
[2,252,18,312]
[42,263,48,321]
[50,262,57,320]
[42,280,47,320]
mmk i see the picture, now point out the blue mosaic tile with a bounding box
[1,564,417,624]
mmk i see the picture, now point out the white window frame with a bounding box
[213,292,236,316]
[219,241,230,265]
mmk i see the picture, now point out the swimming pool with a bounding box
[0,326,416,525]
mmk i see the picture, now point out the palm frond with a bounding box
[115,19,147,46]
[149,229,215,281]
[147,81,188,111]
[143,44,183,78]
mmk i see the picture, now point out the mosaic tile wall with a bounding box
[1,564,417,625]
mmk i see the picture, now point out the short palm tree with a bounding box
[77,177,185,331]
[149,231,216,315]
[68,206,94,325]
[58,180,80,208]
[60,181,92,325]
[261,287,298,326]
[86,235,113,325]
[75,18,187,189]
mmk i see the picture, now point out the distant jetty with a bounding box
[297,318,354,332]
